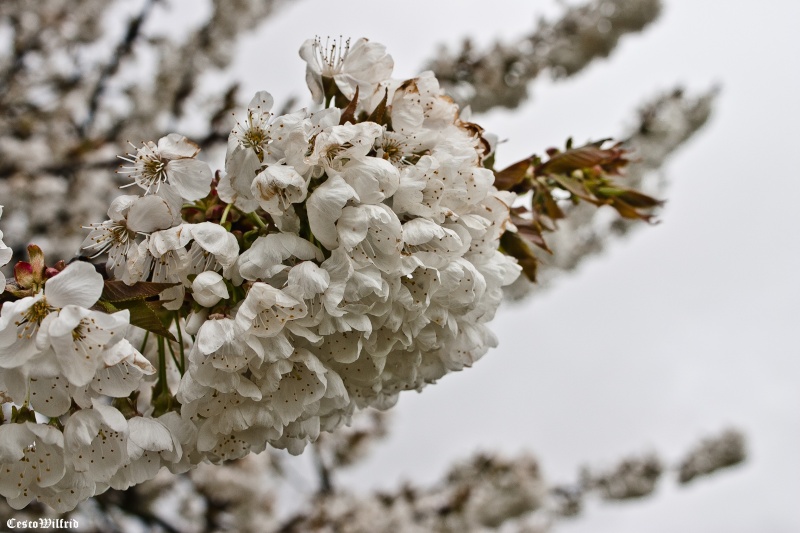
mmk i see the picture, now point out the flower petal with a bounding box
[306,174,359,250]
[165,158,213,201]
[127,195,176,233]
[157,133,200,159]
[190,222,240,270]
[45,261,103,308]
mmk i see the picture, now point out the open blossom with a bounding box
[82,194,180,280]
[119,133,213,201]
[0,422,66,508]
[299,37,394,104]
[63,401,128,484]
[222,91,276,212]
[39,303,130,387]
[85,339,156,399]
[0,261,108,371]
[110,415,183,491]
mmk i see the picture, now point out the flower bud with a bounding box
[185,307,209,335]
[191,271,229,307]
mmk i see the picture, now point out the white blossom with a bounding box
[119,134,213,201]
[299,37,394,104]
[63,401,129,483]
[0,261,109,372]
[39,304,130,387]
[87,339,156,399]
[252,164,308,217]
[0,423,65,504]
[81,194,180,277]
[110,416,181,491]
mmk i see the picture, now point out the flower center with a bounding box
[15,298,55,339]
[242,124,268,153]
[142,156,166,184]
[118,141,168,193]
[314,36,350,77]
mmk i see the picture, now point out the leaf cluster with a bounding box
[494,139,663,281]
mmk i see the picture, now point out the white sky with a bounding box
[155,0,800,530]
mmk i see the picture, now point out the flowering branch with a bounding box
[0,36,601,511]
[0,1,740,527]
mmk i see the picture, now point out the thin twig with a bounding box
[80,0,159,136]
[313,442,333,495]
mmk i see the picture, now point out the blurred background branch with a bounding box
[428,0,662,113]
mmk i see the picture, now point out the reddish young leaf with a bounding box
[339,86,360,125]
[367,88,389,125]
[537,141,628,177]
[494,157,533,191]
[511,214,552,253]
[500,231,540,282]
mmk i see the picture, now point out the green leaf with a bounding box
[550,173,593,201]
[114,298,177,342]
[101,280,180,302]
[599,187,663,209]
[590,185,663,222]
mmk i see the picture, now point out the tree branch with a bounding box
[428,0,662,113]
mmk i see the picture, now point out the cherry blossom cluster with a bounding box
[0,37,520,510]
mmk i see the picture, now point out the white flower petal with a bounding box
[92,400,129,433]
[44,261,103,309]
[287,262,330,299]
[126,195,176,233]
[336,206,369,251]
[190,222,240,270]
[248,90,274,112]
[252,164,307,216]
[157,133,200,159]
[341,156,399,204]
[221,146,262,211]
[237,234,322,281]
[128,417,174,453]
[306,174,359,250]
[165,158,213,201]
[106,195,138,222]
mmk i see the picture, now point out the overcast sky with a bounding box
[165,0,800,530]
